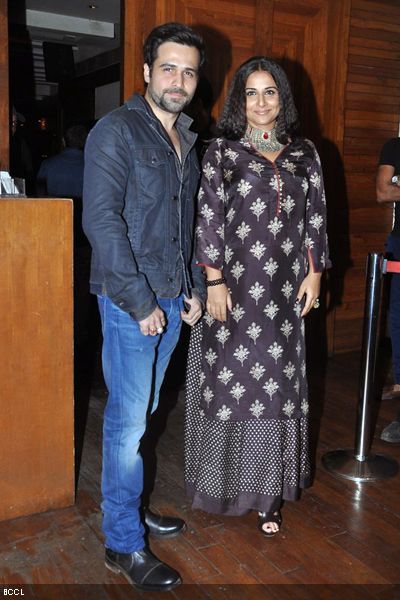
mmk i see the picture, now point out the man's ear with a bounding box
[143,63,150,84]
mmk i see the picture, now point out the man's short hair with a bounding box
[143,22,205,69]
[64,125,88,150]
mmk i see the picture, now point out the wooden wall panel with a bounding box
[0,0,8,171]
[0,200,74,521]
[123,0,276,120]
[335,0,400,353]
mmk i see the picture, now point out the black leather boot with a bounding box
[105,547,181,591]
[144,508,186,538]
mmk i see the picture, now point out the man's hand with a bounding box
[138,306,166,336]
[181,295,202,326]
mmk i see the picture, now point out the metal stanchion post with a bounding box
[322,252,398,481]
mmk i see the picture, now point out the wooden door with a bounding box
[123,0,349,355]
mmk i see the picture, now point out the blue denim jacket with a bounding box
[83,94,205,320]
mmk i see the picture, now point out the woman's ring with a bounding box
[313,298,320,309]
[157,327,163,334]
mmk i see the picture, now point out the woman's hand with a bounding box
[296,271,322,317]
[206,284,232,322]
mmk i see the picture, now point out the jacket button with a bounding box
[168,277,173,282]
[171,236,177,242]
[171,195,178,201]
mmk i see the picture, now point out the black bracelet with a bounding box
[205,277,226,287]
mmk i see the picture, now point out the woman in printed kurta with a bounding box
[185,57,330,535]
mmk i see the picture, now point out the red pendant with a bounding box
[263,132,269,139]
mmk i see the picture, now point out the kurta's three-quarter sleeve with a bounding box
[195,139,226,269]
[304,140,331,273]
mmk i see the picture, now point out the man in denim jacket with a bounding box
[83,23,205,591]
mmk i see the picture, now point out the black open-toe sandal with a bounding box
[258,510,282,537]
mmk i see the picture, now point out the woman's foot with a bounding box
[258,510,282,537]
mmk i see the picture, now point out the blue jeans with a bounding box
[386,234,400,384]
[97,294,183,553]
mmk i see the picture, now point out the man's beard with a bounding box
[148,86,191,114]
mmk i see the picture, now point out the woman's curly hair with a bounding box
[218,56,299,143]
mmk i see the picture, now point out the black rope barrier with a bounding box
[322,252,399,481]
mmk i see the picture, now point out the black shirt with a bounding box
[379,137,400,235]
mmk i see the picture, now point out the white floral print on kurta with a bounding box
[230,382,246,403]
[281,281,294,302]
[215,326,230,347]
[231,261,245,283]
[224,169,233,182]
[204,244,220,263]
[249,282,265,304]
[283,399,295,417]
[203,162,215,182]
[281,238,294,256]
[236,221,251,243]
[301,398,309,415]
[203,312,215,327]
[231,303,245,322]
[263,300,279,320]
[263,258,279,280]
[203,386,214,405]
[225,246,234,264]
[225,148,239,163]
[263,378,279,400]
[233,345,250,365]
[283,362,296,380]
[309,213,324,233]
[200,203,214,225]
[281,195,295,217]
[226,208,236,224]
[250,241,267,260]
[267,342,283,363]
[250,198,267,221]
[237,179,252,198]
[249,362,266,381]
[249,161,265,177]
[216,405,232,421]
[249,399,265,418]
[268,217,284,239]
[292,258,301,279]
[246,322,262,344]
[280,319,293,340]
[205,348,217,368]
[217,367,234,385]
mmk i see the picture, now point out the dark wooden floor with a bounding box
[1,336,400,599]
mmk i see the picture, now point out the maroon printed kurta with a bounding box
[185,136,330,515]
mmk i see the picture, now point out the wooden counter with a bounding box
[0,198,74,520]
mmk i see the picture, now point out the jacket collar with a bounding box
[126,93,196,138]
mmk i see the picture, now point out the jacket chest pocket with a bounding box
[135,148,170,201]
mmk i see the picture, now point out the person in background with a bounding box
[37,124,91,349]
[9,107,34,195]
[82,23,205,591]
[36,124,87,200]
[185,56,330,536]
[376,137,400,443]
